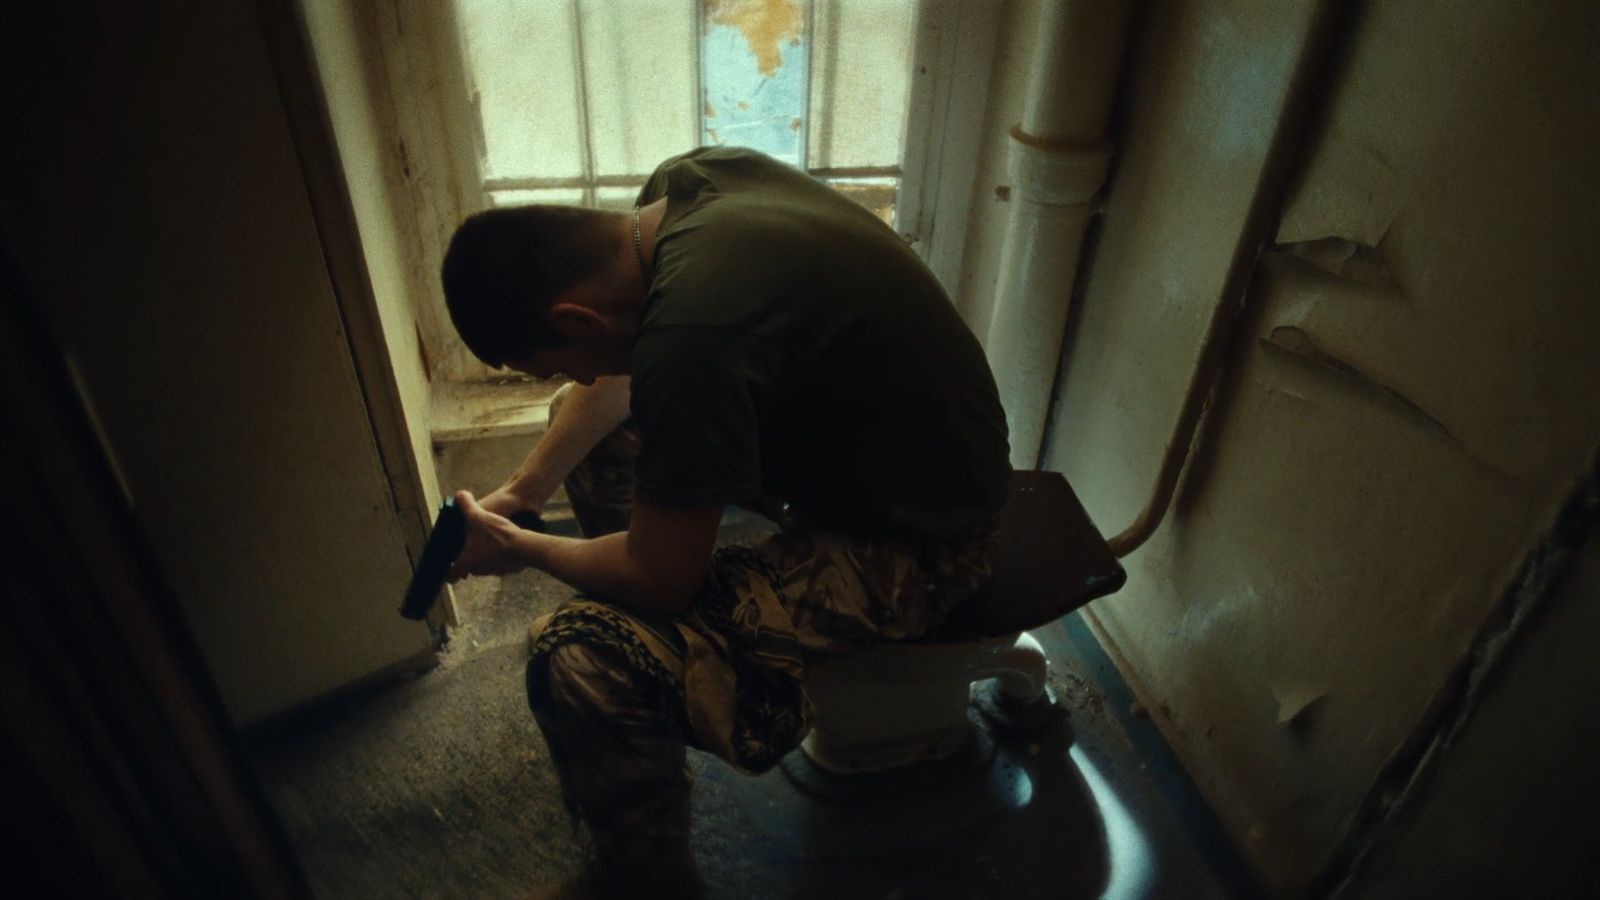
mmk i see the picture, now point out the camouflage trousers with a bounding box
[526,386,1000,861]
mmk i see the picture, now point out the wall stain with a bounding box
[705,0,803,77]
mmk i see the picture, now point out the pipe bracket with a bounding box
[1006,124,1112,207]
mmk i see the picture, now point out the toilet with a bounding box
[799,470,1125,775]
[801,630,1051,773]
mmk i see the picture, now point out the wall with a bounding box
[1038,0,1600,892]
[1343,501,1600,898]
[0,1,433,724]
[300,1,442,515]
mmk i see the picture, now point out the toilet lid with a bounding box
[937,469,1125,640]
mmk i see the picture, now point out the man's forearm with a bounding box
[517,530,688,619]
[503,375,632,508]
[455,490,720,618]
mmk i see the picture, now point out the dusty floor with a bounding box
[248,517,1247,899]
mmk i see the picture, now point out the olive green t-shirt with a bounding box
[630,147,1009,540]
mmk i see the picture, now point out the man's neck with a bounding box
[636,197,667,278]
[588,197,668,364]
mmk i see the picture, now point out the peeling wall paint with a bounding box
[1036,5,1325,882]
[701,0,807,163]
[1043,0,1600,892]
[1272,237,1393,288]
[1260,321,1456,449]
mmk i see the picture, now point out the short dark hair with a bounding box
[440,205,619,368]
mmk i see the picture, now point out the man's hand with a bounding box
[448,490,538,581]
[446,483,721,620]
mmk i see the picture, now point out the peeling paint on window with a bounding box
[702,0,809,166]
[705,0,805,76]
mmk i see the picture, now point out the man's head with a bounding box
[440,205,628,375]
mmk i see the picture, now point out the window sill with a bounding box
[428,376,566,445]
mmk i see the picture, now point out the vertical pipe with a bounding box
[984,0,1131,469]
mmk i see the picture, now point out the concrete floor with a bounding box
[248,517,1248,899]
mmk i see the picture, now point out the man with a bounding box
[441,146,1009,896]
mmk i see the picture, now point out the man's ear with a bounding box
[546,301,608,341]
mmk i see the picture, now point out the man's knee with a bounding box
[525,604,649,722]
[527,633,620,722]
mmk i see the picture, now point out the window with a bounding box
[456,0,915,226]
[373,0,999,385]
